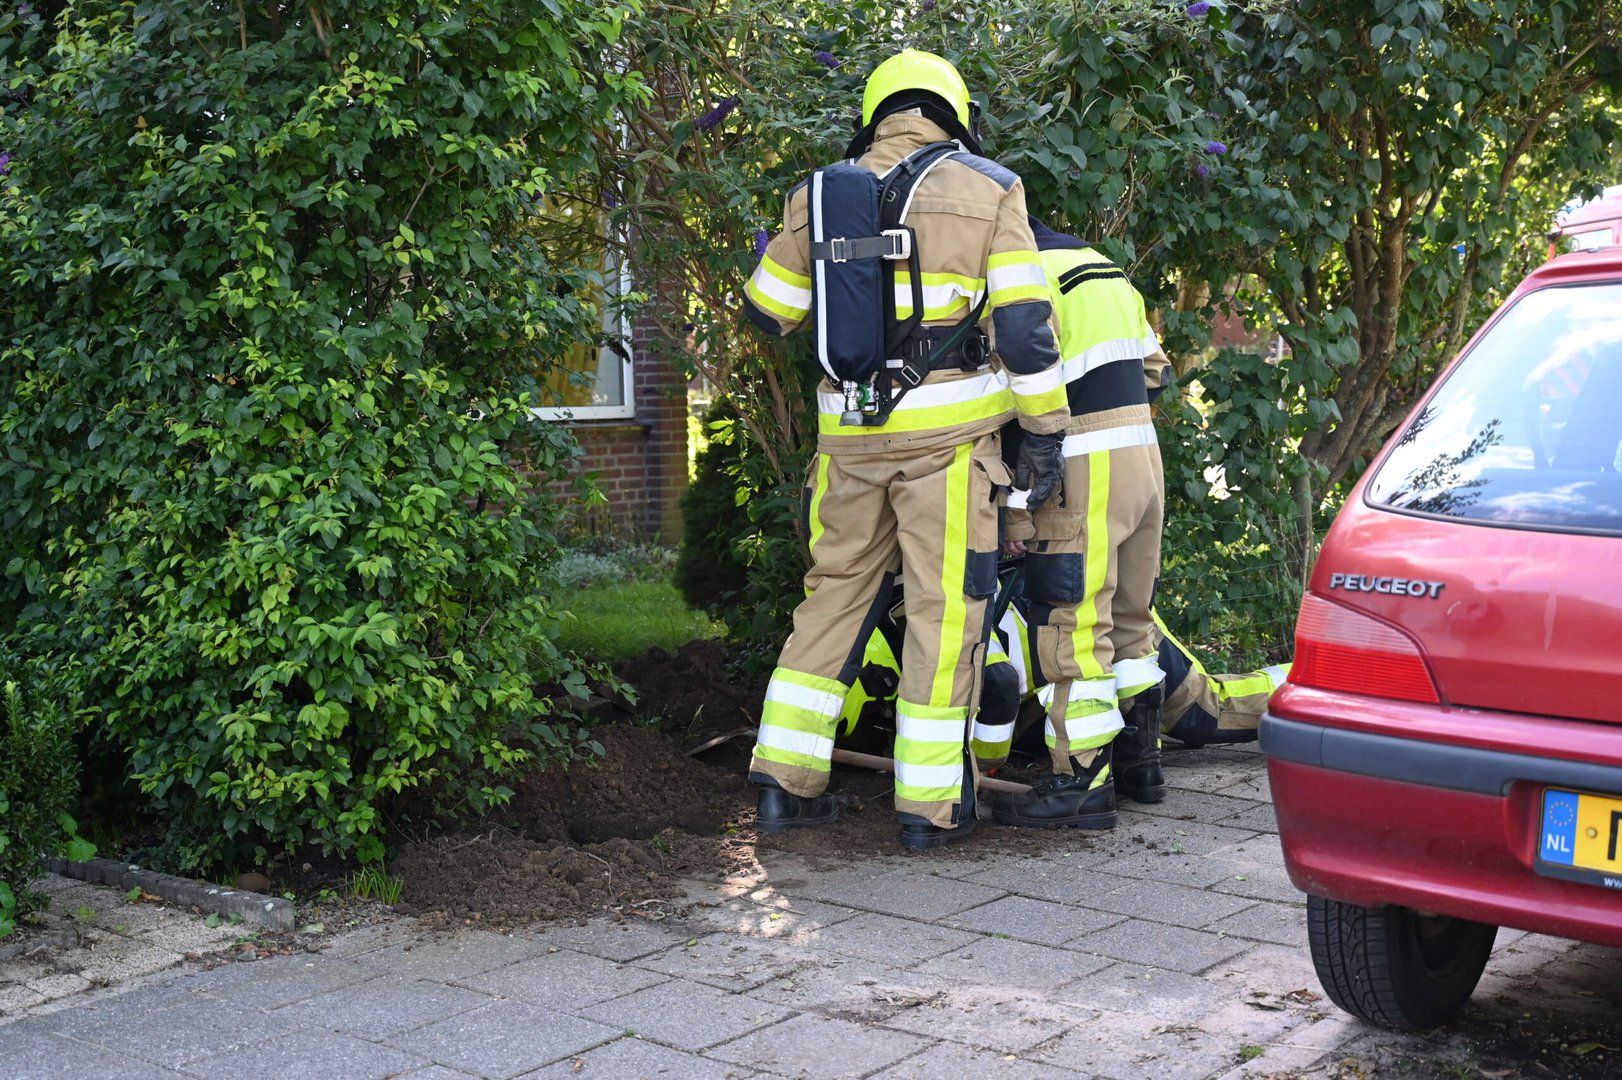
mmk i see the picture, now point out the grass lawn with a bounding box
[555,577,723,662]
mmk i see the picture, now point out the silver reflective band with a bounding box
[1113,655,1165,688]
[1328,572,1445,599]
[764,677,844,720]
[972,721,1015,743]
[1062,424,1158,457]
[1006,488,1029,510]
[894,761,964,789]
[755,723,835,762]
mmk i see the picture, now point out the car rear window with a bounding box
[1367,281,1622,534]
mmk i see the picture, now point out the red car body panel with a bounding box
[1264,250,1622,948]
[1269,685,1622,948]
[1317,514,1622,724]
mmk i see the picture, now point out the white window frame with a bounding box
[530,225,635,422]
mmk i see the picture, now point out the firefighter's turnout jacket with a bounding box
[741,113,1066,828]
[1005,225,1170,777]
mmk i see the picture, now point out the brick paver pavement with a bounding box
[2,743,1618,1079]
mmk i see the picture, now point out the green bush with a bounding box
[0,650,94,939]
[0,1,641,868]
[676,401,809,665]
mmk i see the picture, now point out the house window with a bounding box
[531,201,634,421]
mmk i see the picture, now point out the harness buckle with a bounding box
[881,229,911,261]
[828,237,851,263]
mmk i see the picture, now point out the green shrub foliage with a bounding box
[0,649,95,939]
[0,1,641,866]
[677,400,815,668]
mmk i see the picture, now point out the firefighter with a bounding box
[740,50,1069,850]
[992,217,1171,830]
[1156,612,1291,749]
[840,571,1292,769]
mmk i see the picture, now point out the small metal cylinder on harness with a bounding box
[840,380,866,426]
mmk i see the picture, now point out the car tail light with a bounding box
[1290,593,1441,704]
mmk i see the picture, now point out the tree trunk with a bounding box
[1292,469,1316,588]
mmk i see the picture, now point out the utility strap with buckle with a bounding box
[809,229,912,263]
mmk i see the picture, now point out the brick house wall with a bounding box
[549,310,690,542]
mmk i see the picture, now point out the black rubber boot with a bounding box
[991,752,1117,830]
[1113,685,1167,804]
[752,775,839,834]
[898,777,977,851]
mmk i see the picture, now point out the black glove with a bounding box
[1014,431,1065,511]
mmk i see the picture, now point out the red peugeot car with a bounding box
[1263,247,1622,1030]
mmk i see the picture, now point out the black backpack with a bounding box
[805,142,989,426]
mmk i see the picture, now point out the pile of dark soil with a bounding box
[610,638,764,739]
[391,642,1078,929]
[392,724,756,928]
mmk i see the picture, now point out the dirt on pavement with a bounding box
[391,641,1080,929]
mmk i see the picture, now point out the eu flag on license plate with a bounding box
[1541,790,1579,865]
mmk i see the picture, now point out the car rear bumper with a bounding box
[1261,686,1622,948]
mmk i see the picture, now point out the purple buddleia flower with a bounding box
[754,229,770,257]
[1195,162,1210,179]
[16,2,34,17]
[693,96,739,132]
[1204,140,1228,155]
[814,50,842,69]
[1187,2,1210,16]
[922,0,936,9]
[0,151,11,176]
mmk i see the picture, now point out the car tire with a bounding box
[1307,894,1496,1031]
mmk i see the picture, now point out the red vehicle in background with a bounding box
[1548,187,1622,257]
[1262,248,1622,1030]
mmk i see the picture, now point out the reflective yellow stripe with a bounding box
[895,298,975,322]
[745,276,808,321]
[1013,382,1068,417]
[896,270,986,292]
[760,254,811,289]
[1069,451,1111,680]
[1153,609,1213,681]
[816,391,1012,436]
[745,255,812,321]
[987,249,1041,270]
[807,453,830,557]
[931,443,973,707]
[987,283,1049,307]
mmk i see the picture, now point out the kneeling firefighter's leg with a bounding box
[751,452,896,831]
[970,648,1019,769]
[890,438,1002,849]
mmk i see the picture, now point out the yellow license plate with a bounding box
[1539,788,1622,884]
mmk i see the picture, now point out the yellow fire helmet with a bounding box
[860,49,972,130]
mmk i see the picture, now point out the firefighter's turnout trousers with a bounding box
[1156,611,1291,745]
[756,436,1008,826]
[1008,240,1170,778]
[740,113,1069,828]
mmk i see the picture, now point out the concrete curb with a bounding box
[45,857,294,931]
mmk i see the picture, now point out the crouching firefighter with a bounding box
[969,593,1294,764]
[1154,612,1291,749]
[993,216,1172,830]
[740,49,1070,851]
